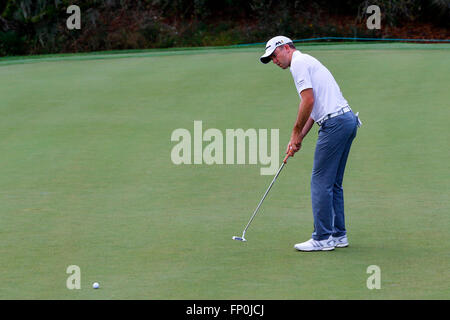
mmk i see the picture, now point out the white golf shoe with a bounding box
[294,236,335,252]
[332,235,349,248]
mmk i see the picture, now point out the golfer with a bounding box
[260,36,361,252]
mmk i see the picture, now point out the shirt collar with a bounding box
[290,50,301,70]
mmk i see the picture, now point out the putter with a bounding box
[232,152,291,242]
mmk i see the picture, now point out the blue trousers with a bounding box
[311,111,358,241]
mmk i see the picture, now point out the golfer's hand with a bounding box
[286,137,302,157]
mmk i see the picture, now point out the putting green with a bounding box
[0,43,449,299]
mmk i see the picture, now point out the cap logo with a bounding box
[265,45,271,50]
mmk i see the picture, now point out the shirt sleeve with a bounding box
[291,60,313,95]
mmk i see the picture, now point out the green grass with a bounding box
[0,44,449,299]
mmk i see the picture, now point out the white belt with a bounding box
[317,106,351,126]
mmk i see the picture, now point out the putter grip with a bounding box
[283,153,290,163]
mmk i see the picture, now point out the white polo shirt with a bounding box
[289,50,348,122]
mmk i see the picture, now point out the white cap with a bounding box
[260,36,293,64]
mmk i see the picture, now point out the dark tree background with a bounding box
[0,0,449,56]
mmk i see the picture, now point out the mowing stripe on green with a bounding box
[1,42,448,66]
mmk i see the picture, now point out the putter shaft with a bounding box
[241,160,287,237]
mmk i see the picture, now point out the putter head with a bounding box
[232,236,247,242]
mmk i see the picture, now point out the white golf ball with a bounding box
[93,282,99,289]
